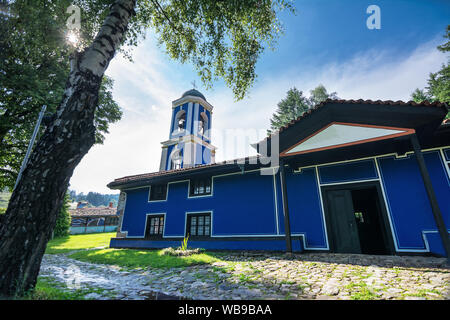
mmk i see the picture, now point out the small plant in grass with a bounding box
[160,247,205,257]
[181,235,189,251]
[160,235,205,257]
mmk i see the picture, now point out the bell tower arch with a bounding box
[159,89,216,171]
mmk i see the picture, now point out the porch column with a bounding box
[410,134,450,261]
[279,158,292,253]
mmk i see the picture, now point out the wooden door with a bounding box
[325,190,361,253]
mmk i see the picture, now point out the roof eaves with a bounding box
[107,155,263,189]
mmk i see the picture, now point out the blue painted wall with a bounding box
[283,168,328,249]
[318,159,378,184]
[377,150,450,254]
[117,149,450,255]
[120,170,282,245]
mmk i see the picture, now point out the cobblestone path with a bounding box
[39,252,450,300]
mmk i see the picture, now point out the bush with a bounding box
[53,193,71,238]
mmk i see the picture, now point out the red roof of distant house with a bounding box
[69,207,117,218]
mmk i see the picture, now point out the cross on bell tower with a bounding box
[159,88,216,171]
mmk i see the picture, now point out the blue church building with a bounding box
[108,89,450,258]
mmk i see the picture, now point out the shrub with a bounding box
[53,193,71,238]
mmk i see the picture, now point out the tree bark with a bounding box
[0,0,136,297]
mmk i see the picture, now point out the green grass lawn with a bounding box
[45,232,116,254]
[68,248,223,269]
[23,277,87,300]
[46,232,223,269]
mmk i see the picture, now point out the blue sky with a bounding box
[263,0,449,69]
[69,0,450,194]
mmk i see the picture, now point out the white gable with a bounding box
[284,123,413,155]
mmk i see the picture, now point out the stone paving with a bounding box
[38,252,450,300]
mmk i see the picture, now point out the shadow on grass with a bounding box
[68,248,223,269]
[45,232,116,254]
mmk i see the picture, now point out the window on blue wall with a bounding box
[187,213,211,237]
[149,184,167,201]
[190,177,211,196]
[146,215,164,238]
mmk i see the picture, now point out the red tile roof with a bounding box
[69,207,117,218]
[108,99,448,189]
[258,99,448,145]
[281,99,446,132]
[108,155,260,188]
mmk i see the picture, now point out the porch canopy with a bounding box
[256,99,449,168]
[255,99,449,257]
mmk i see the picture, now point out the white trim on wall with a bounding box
[374,157,400,252]
[120,146,449,253]
[293,146,450,253]
[314,167,330,250]
[439,148,450,181]
[272,167,280,235]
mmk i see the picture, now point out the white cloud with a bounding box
[69,37,447,194]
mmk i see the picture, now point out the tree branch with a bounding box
[150,0,187,37]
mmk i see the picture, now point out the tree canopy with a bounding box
[0,0,295,297]
[0,0,122,190]
[412,25,450,119]
[268,84,338,133]
[69,190,119,207]
[0,0,295,190]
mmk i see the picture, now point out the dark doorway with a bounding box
[323,183,393,255]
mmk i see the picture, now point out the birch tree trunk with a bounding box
[0,0,136,297]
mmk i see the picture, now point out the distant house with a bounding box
[69,202,119,234]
